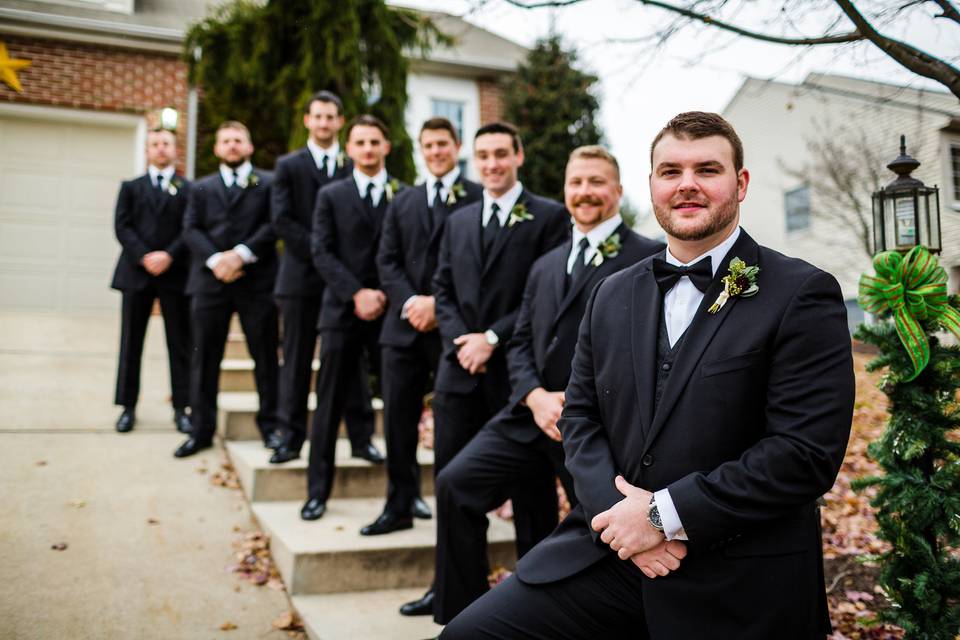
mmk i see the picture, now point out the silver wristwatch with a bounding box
[484,329,499,347]
[648,496,664,532]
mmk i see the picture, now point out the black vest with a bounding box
[654,306,685,411]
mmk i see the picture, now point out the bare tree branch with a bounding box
[930,0,960,25]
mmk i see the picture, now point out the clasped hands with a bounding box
[405,295,437,332]
[453,333,493,374]
[591,475,688,579]
[142,251,173,276]
[353,288,387,321]
[212,250,245,283]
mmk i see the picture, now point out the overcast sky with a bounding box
[392,0,957,213]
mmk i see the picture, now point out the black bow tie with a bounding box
[652,256,713,294]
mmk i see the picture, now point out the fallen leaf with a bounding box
[68,499,86,508]
[51,543,68,551]
[267,578,285,591]
[219,621,237,631]
[35,460,47,466]
[147,518,160,525]
[272,611,303,631]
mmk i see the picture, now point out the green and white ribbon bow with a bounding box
[859,246,960,381]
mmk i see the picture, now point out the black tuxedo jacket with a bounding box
[432,189,569,395]
[183,169,278,296]
[272,147,352,296]
[311,175,400,331]
[110,174,191,292]
[516,230,855,638]
[377,177,483,348]
[496,225,664,443]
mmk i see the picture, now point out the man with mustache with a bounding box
[175,121,281,458]
[430,145,664,623]
[441,112,855,639]
[270,91,382,466]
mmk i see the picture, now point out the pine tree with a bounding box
[184,0,442,180]
[503,35,603,203]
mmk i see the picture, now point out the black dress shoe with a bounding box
[115,408,135,433]
[399,589,434,616]
[269,445,301,464]
[360,511,413,536]
[173,437,212,458]
[412,496,432,520]
[173,409,192,434]
[352,441,385,464]
[264,430,285,450]
[300,498,326,521]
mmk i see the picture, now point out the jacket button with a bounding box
[551,336,559,344]
[661,362,671,371]
[641,454,654,466]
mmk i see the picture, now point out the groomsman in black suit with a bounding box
[305,115,398,521]
[174,121,282,458]
[431,146,665,623]
[110,127,192,434]
[442,112,855,640]
[360,117,483,536]
[400,122,569,617]
[271,91,382,466]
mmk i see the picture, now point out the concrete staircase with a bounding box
[219,330,517,640]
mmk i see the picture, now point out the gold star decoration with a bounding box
[0,42,31,94]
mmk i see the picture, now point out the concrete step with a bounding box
[219,358,319,392]
[293,589,443,640]
[227,438,434,502]
[252,498,516,595]
[217,392,384,441]
[224,333,249,359]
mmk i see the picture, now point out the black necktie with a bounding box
[155,175,165,192]
[319,154,328,179]
[231,171,241,191]
[652,256,713,295]
[569,237,591,284]
[432,181,445,209]
[363,182,375,211]
[484,203,501,257]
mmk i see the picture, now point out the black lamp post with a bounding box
[871,135,941,255]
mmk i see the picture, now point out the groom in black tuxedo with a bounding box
[400,122,569,617]
[442,112,855,639]
[361,117,482,536]
[174,121,281,458]
[110,127,192,434]
[270,91,381,465]
[431,146,664,623]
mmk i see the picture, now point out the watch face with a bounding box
[649,505,663,530]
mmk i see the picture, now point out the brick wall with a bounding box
[478,77,504,124]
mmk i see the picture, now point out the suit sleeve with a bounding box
[558,279,627,543]
[114,182,150,265]
[432,221,470,341]
[183,183,221,263]
[667,271,855,545]
[311,187,363,301]
[507,266,544,404]
[271,162,312,261]
[239,180,277,257]
[163,182,190,261]
[377,199,417,306]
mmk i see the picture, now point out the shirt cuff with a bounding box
[654,488,688,541]
[401,295,417,319]
[205,252,223,270]
[233,244,257,264]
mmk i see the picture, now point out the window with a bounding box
[950,143,960,203]
[431,99,464,142]
[784,184,811,232]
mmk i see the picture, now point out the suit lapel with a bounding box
[415,185,434,239]
[300,148,324,187]
[640,231,759,455]
[555,223,631,321]
[481,190,526,278]
[630,258,663,437]
[214,174,231,209]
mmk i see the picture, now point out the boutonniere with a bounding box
[246,173,260,188]
[591,232,622,267]
[336,151,346,169]
[708,257,759,314]
[167,176,183,196]
[507,202,534,227]
[446,182,467,206]
[385,178,402,202]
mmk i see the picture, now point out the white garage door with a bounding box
[0,108,140,312]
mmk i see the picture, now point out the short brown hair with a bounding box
[650,112,743,171]
[346,114,390,142]
[304,90,344,116]
[420,117,459,144]
[568,145,620,180]
[216,120,251,141]
[475,121,521,153]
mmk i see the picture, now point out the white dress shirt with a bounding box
[654,225,742,541]
[206,161,257,270]
[148,164,175,191]
[567,214,623,274]
[353,167,388,207]
[307,139,340,178]
[426,167,461,208]
[482,181,523,228]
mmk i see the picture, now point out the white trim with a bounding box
[0,8,183,41]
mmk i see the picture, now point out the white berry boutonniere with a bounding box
[247,173,260,188]
[167,176,183,196]
[507,202,534,227]
[591,232,622,267]
[708,257,759,314]
[446,182,467,206]
[385,178,402,202]
[336,151,346,169]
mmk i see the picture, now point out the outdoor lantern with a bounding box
[871,135,941,255]
[160,107,179,131]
